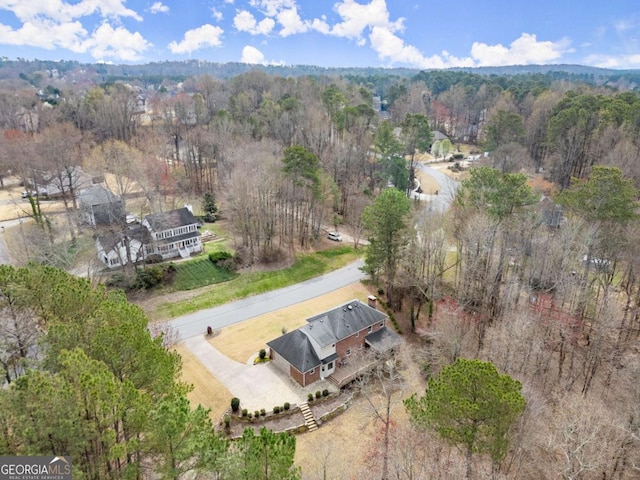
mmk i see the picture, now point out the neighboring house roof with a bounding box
[97,225,150,252]
[78,185,121,206]
[267,330,320,373]
[432,130,448,141]
[302,300,388,348]
[144,207,198,232]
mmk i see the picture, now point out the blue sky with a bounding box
[0,0,638,69]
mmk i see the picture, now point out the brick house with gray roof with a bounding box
[267,299,402,387]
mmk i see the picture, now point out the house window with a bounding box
[327,361,334,369]
[368,326,372,333]
[346,349,352,356]
[309,368,315,374]
[379,322,383,327]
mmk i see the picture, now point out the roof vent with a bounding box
[320,318,323,322]
[348,305,353,310]
[309,324,313,329]
[343,308,347,311]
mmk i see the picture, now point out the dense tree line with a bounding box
[0,265,299,479]
[2,65,640,477]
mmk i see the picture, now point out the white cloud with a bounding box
[277,7,307,36]
[234,11,257,31]
[310,16,330,35]
[241,45,265,64]
[0,0,142,23]
[0,16,151,61]
[168,24,224,54]
[249,0,296,17]
[149,2,169,14]
[583,53,640,69]
[470,33,570,66]
[614,19,634,33]
[234,10,275,35]
[331,0,403,40]
[85,23,151,61]
[0,0,151,60]
[211,7,223,21]
[369,26,473,68]
[0,19,87,51]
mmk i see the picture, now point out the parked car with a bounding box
[21,190,37,198]
[327,232,343,242]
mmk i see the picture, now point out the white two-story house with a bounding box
[142,207,202,260]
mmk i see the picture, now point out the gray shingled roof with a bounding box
[144,207,198,231]
[302,299,388,348]
[267,330,320,373]
[365,327,402,353]
[97,225,150,252]
[78,185,121,206]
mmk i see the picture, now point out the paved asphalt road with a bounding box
[169,259,365,340]
[415,163,460,212]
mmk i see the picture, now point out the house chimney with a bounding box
[368,295,377,309]
[184,204,193,214]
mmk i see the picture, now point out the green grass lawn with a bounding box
[171,258,238,291]
[154,245,361,319]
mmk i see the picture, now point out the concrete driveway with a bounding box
[183,335,335,412]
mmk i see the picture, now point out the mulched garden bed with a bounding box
[222,391,352,438]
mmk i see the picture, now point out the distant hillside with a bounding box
[0,58,639,88]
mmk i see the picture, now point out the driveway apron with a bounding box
[183,335,308,412]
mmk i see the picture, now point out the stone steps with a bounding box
[299,402,318,432]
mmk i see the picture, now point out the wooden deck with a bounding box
[327,358,377,388]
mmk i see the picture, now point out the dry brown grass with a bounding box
[414,168,440,195]
[208,283,373,363]
[173,343,231,421]
[294,346,426,478]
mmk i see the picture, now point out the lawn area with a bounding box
[209,282,373,363]
[153,246,361,319]
[173,343,231,422]
[172,258,238,291]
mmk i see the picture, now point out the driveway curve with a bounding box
[183,335,322,412]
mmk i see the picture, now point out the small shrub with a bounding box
[135,266,164,289]
[144,253,163,264]
[208,251,233,263]
[315,391,322,399]
[260,409,266,416]
[231,397,240,413]
[322,389,329,397]
[273,406,280,414]
[247,412,253,419]
[223,414,230,429]
[377,288,384,296]
[259,349,266,360]
[283,402,290,411]
[241,408,248,417]
[254,410,260,418]
[307,393,314,402]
